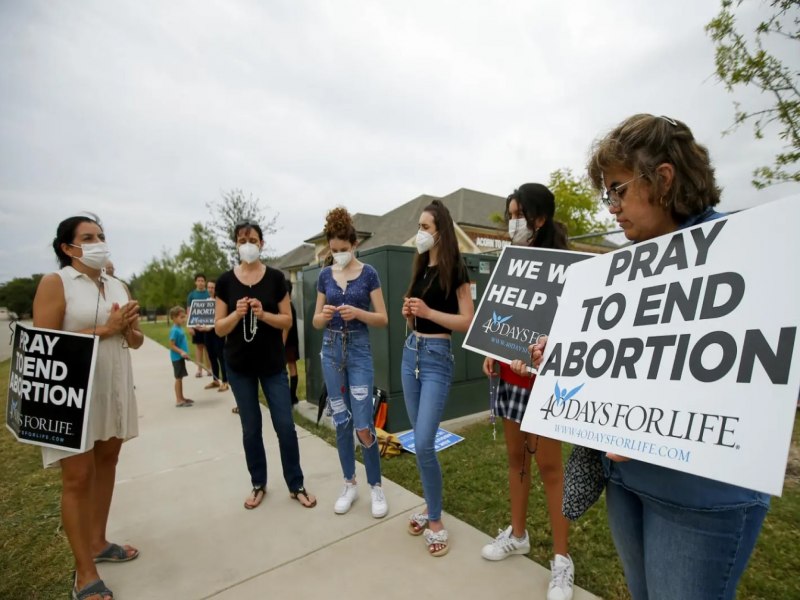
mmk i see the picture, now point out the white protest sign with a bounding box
[521,198,800,496]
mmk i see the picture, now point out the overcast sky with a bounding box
[1,0,798,283]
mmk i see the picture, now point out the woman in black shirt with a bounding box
[402,200,474,556]
[215,221,316,509]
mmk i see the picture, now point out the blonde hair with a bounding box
[169,306,185,321]
[587,114,721,221]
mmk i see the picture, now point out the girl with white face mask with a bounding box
[312,207,389,518]
[214,220,317,510]
[32,214,143,600]
[480,184,575,600]
[401,199,475,557]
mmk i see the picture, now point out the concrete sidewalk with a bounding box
[102,337,600,599]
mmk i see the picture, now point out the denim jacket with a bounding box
[604,207,771,510]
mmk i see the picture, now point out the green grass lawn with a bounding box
[2,329,799,599]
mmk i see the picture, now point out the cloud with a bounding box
[0,0,797,283]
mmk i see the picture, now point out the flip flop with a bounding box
[424,528,450,557]
[175,401,193,407]
[93,542,139,563]
[72,574,114,600]
[244,486,266,509]
[408,513,429,536]
[290,487,317,508]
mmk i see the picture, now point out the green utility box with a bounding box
[302,245,498,432]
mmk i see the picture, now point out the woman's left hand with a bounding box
[407,297,431,319]
[248,298,264,317]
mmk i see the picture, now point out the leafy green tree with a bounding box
[706,0,800,188]
[206,189,278,264]
[548,168,613,238]
[175,223,229,279]
[0,275,43,317]
[130,252,187,312]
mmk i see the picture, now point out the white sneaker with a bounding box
[547,554,575,600]
[334,482,358,514]
[370,485,388,518]
[480,525,530,561]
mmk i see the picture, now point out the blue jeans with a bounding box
[227,366,304,491]
[400,334,454,522]
[606,481,767,600]
[321,329,381,486]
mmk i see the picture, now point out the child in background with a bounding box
[169,306,194,407]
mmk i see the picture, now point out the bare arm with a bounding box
[121,282,143,349]
[33,273,126,338]
[257,293,292,330]
[356,287,389,328]
[214,296,241,337]
[312,291,336,329]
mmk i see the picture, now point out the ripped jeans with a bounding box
[321,329,381,486]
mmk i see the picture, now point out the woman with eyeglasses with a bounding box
[312,207,389,518]
[480,184,574,600]
[214,220,316,509]
[402,199,475,557]
[526,114,769,599]
[33,214,142,600]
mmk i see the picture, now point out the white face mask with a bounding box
[238,242,261,264]
[415,230,436,254]
[70,242,110,270]
[332,251,352,269]
[508,218,530,244]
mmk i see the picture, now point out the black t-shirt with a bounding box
[409,260,469,335]
[216,267,288,376]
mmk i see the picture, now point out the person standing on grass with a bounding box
[187,273,211,378]
[284,279,300,405]
[33,214,142,600]
[312,207,389,518]
[214,220,316,510]
[402,199,474,557]
[522,114,770,600]
[168,306,194,407]
[204,280,229,393]
[480,184,574,600]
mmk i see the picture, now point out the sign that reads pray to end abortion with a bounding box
[521,198,800,496]
[187,299,216,328]
[463,246,591,365]
[6,323,98,452]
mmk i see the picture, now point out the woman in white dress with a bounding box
[33,215,143,600]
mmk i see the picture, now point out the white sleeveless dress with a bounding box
[42,266,139,467]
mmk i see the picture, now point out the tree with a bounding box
[130,252,187,312]
[706,0,800,188]
[174,223,229,279]
[0,275,43,317]
[548,168,613,239]
[206,189,279,264]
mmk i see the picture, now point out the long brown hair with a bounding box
[406,200,464,298]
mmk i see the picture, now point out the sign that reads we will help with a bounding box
[463,246,591,365]
[521,198,800,496]
[6,323,98,452]
[187,299,216,328]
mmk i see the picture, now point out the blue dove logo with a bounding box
[491,311,512,326]
[553,381,585,407]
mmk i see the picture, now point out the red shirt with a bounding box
[499,361,535,389]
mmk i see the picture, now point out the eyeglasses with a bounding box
[235,219,259,228]
[600,175,642,209]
